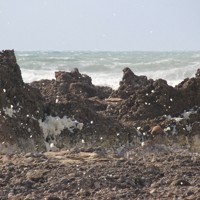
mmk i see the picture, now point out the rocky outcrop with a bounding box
[108,67,200,121]
[31,68,138,150]
[1,50,200,199]
[0,50,200,153]
[107,67,200,151]
[0,50,46,153]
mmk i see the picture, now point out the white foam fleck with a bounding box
[141,141,145,146]
[3,106,16,118]
[186,124,192,132]
[77,123,84,130]
[164,127,171,132]
[50,143,54,148]
[48,143,59,151]
[81,139,85,143]
[165,109,197,122]
[172,126,177,135]
[182,110,196,119]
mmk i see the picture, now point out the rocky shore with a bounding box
[0,146,200,199]
[0,50,200,199]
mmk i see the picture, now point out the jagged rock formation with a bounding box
[31,68,138,150]
[108,67,200,151]
[0,50,46,153]
[1,50,200,199]
[0,50,200,153]
[109,67,200,121]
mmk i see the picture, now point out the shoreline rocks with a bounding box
[0,50,200,153]
[0,146,200,199]
[0,50,46,153]
[0,49,200,199]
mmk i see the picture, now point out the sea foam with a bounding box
[39,116,83,151]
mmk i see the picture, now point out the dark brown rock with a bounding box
[1,50,200,154]
[0,50,45,153]
[195,68,200,77]
[30,68,139,150]
[109,67,200,121]
[151,125,164,136]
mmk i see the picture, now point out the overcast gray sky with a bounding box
[0,0,200,51]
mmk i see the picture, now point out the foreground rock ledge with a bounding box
[0,146,200,199]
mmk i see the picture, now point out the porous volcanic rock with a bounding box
[31,69,139,150]
[1,50,200,153]
[0,50,46,153]
[108,67,200,151]
[108,67,200,121]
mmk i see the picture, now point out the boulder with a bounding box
[1,50,200,153]
[0,50,46,153]
[107,67,200,151]
[108,67,200,121]
[31,68,139,150]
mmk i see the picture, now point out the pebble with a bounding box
[0,148,199,199]
[151,125,164,135]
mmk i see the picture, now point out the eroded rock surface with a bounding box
[0,50,200,154]
[0,50,200,199]
[31,68,138,150]
[109,67,200,121]
[0,50,45,153]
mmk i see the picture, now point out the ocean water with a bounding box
[15,51,200,89]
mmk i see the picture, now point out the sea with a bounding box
[15,51,200,89]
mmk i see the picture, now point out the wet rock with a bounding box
[1,50,200,156]
[151,125,164,136]
[32,68,112,101]
[0,50,45,153]
[108,67,200,121]
[31,67,139,150]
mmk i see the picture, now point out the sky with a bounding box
[0,0,200,51]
